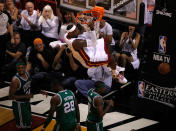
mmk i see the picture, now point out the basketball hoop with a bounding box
[76,6,104,25]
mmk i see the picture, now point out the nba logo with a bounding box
[158,36,167,54]
[138,81,145,98]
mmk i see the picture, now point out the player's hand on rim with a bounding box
[87,20,94,31]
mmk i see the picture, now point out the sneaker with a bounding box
[116,65,125,72]
[112,70,127,84]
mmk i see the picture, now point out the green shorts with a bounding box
[87,121,103,131]
[54,122,76,131]
[12,101,31,128]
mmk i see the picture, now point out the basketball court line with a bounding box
[109,118,159,131]
[0,85,159,130]
[0,86,9,98]
[104,116,139,130]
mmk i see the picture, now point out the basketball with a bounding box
[158,63,170,75]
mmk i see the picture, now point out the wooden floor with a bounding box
[0,85,159,131]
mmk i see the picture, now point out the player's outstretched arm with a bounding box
[42,95,60,131]
[75,99,81,131]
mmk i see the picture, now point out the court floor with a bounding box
[0,84,159,131]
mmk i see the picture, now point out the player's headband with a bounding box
[67,25,76,33]
[16,62,26,66]
[95,83,106,90]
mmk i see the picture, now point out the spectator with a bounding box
[75,66,112,99]
[58,10,76,42]
[99,19,115,53]
[1,32,26,80]
[53,45,88,79]
[4,0,18,31]
[0,1,14,72]
[26,38,54,75]
[53,45,88,92]
[38,5,59,48]
[19,1,40,47]
[114,25,141,75]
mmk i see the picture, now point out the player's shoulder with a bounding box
[88,88,94,94]
[93,95,103,106]
[11,76,20,87]
[51,94,60,104]
[67,89,75,97]
[12,75,20,83]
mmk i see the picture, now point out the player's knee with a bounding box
[74,80,82,88]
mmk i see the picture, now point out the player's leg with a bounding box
[96,122,103,131]
[12,101,21,128]
[53,123,61,131]
[87,122,103,131]
[87,122,96,131]
[54,123,76,131]
[21,101,32,129]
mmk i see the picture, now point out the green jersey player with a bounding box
[87,81,114,131]
[42,79,81,131]
[9,61,33,131]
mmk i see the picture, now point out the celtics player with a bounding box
[9,60,32,131]
[42,79,81,131]
[87,81,114,131]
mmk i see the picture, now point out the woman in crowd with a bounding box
[114,25,141,75]
[38,5,59,47]
[4,0,18,31]
[58,10,76,42]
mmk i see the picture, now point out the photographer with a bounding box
[54,45,88,79]
[114,25,141,75]
[53,45,88,92]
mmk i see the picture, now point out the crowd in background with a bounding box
[0,0,155,99]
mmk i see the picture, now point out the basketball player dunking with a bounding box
[64,21,127,84]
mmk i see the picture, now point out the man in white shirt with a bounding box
[19,1,40,47]
[99,19,116,53]
[75,66,112,99]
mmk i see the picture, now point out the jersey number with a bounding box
[64,100,75,113]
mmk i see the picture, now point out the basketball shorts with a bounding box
[12,101,31,128]
[87,121,103,131]
[54,123,76,131]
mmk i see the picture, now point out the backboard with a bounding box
[60,0,142,24]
